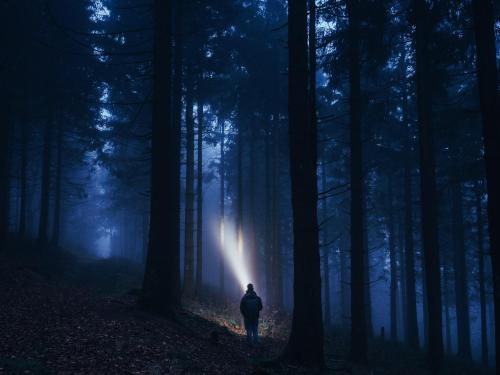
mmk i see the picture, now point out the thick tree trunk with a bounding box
[451,183,471,360]
[347,0,367,363]
[195,97,203,297]
[414,0,443,370]
[183,80,195,297]
[475,182,488,366]
[388,178,397,341]
[219,118,225,295]
[141,0,181,314]
[38,105,53,248]
[52,120,63,247]
[283,0,324,366]
[472,0,500,370]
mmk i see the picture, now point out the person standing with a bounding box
[240,284,263,345]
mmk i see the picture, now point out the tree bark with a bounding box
[141,0,181,314]
[183,79,195,297]
[414,0,443,370]
[195,96,203,297]
[283,0,324,366]
[321,163,331,328]
[472,0,500,370]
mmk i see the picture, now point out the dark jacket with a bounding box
[240,290,263,322]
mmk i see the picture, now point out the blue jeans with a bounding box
[244,319,259,345]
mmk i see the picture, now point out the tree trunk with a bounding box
[414,0,443,369]
[472,0,500,370]
[475,181,488,366]
[347,0,367,363]
[237,106,244,263]
[451,183,471,360]
[195,97,203,297]
[398,213,407,343]
[404,136,419,349]
[248,123,258,287]
[363,194,373,339]
[265,120,272,301]
[388,177,397,342]
[340,237,349,329]
[219,118,225,295]
[271,123,283,309]
[38,104,53,248]
[141,0,181,314]
[321,163,331,328]
[183,79,195,297]
[283,0,324,366]
[443,262,452,354]
[51,119,63,247]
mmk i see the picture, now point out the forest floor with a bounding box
[0,242,491,375]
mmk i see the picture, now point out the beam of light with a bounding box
[220,218,225,248]
[215,219,251,292]
[238,226,243,257]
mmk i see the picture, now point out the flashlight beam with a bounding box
[216,219,251,291]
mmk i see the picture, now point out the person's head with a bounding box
[247,283,254,292]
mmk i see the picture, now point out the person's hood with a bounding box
[245,290,257,297]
